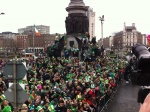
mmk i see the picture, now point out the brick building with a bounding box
[16,35,28,52]
[16,34,55,53]
[0,36,5,51]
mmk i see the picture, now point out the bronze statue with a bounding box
[65,15,89,34]
[66,0,88,34]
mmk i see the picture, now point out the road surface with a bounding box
[105,81,140,112]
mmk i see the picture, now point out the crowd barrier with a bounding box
[95,79,122,112]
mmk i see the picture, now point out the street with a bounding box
[106,81,140,112]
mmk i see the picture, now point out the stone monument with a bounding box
[65,0,89,49]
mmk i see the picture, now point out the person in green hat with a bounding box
[0,94,6,105]
[0,95,12,112]
[29,104,35,112]
[1,105,11,112]
[36,105,44,112]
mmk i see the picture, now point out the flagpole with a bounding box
[33,25,35,55]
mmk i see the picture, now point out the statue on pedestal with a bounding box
[65,14,89,35]
[65,0,88,35]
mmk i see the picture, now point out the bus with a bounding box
[20,53,37,60]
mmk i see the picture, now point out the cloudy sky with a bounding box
[0,0,150,40]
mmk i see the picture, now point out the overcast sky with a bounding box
[0,0,150,40]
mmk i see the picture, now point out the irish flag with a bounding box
[34,25,40,36]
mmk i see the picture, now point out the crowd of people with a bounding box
[0,55,127,112]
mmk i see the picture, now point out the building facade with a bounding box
[87,7,95,40]
[16,35,28,52]
[99,36,114,51]
[18,25,50,35]
[0,36,5,51]
[114,23,144,51]
[142,34,147,45]
[16,34,55,53]
[103,37,110,49]
[0,32,19,52]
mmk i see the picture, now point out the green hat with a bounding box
[100,77,104,82]
[37,81,43,84]
[0,94,6,105]
[100,72,103,75]
[0,94,6,101]
[2,106,11,112]
[34,71,37,74]
[31,85,34,89]
[30,96,34,100]
[105,79,109,84]
[48,103,55,111]
[76,94,82,100]
[71,106,77,112]
[65,60,68,62]
[45,80,50,83]
[37,106,43,112]
[30,78,34,81]
[29,105,35,110]
[50,66,53,69]
[85,76,90,82]
[91,84,95,88]
[108,77,113,80]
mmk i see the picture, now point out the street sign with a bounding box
[4,83,29,108]
[3,60,26,79]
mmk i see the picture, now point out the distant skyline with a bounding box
[0,0,150,40]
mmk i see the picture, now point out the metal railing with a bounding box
[95,80,121,112]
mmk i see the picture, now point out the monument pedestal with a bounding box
[66,34,82,50]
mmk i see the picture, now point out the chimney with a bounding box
[124,22,126,27]
[123,22,126,32]
[132,23,135,26]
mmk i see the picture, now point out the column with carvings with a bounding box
[65,0,89,35]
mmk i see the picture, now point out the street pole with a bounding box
[101,20,103,46]
[117,41,120,60]
[99,15,104,46]
[24,39,26,60]
[99,15,104,57]
[33,26,35,55]
[13,59,17,111]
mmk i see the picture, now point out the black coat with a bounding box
[55,105,67,112]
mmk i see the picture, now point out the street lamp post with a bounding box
[99,15,104,46]
[0,12,6,56]
[118,41,120,50]
[117,41,120,60]
[32,27,35,55]
[111,44,114,52]
[24,39,26,59]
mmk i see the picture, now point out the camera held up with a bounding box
[130,43,150,86]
